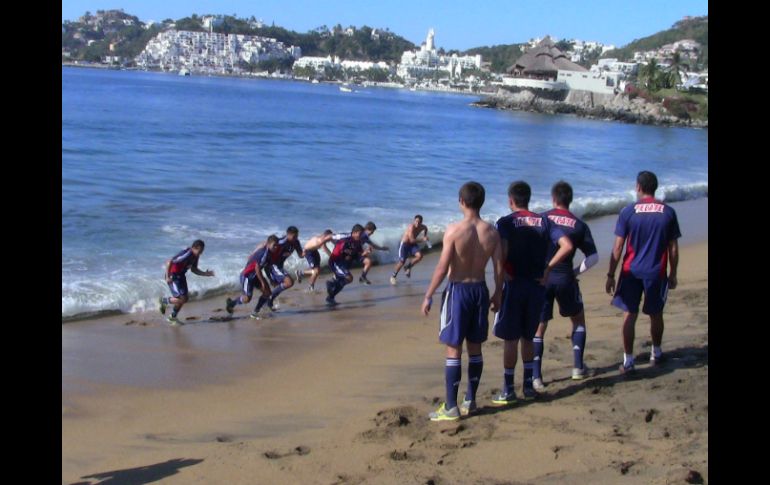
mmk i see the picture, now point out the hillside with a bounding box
[62,11,416,65]
[461,43,526,73]
[602,16,708,67]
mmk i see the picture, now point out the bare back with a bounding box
[445,217,500,282]
[304,235,326,251]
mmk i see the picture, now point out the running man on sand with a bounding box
[257,226,305,313]
[325,224,367,306]
[492,181,573,404]
[421,182,503,421]
[606,171,680,375]
[159,239,215,325]
[391,215,429,285]
[225,235,277,317]
[533,181,599,391]
[296,230,334,292]
[358,221,390,285]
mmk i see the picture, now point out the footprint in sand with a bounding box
[263,445,310,459]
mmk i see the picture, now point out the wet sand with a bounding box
[63,199,707,484]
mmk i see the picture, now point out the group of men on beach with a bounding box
[157,170,681,424]
[158,218,431,323]
[422,171,680,421]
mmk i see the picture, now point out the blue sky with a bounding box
[62,0,708,51]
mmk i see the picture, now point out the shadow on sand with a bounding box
[70,458,203,485]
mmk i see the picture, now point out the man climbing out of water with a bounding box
[606,171,680,375]
[159,239,215,325]
[358,221,390,284]
[325,224,367,306]
[225,235,277,318]
[390,215,430,285]
[421,182,503,421]
[533,181,599,392]
[257,226,305,313]
[296,229,334,292]
[492,181,573,404]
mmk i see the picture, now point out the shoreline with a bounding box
[62,197,708,324]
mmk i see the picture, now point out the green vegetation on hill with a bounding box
[62,11,415,65]
[461,44,525,73]
[602,16,708,67]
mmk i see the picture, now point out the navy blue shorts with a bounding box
[541,279,584,322]
[305,249,321,269]
[168,274,188,298]
[267,264,289,285]
[398,241,419,262]
[493,279,545,341]
[329,259,351,280]
[612,273,669,315]
[240,273,265,298]
[439,281,490,346]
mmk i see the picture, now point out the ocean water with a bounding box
[62,67,708,319]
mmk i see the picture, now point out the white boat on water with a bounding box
[311,79,319,84]
[340,85,353,93]
[179,68,190,76]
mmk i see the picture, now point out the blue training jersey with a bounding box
[496,210,565,280]
[543,208,598,282]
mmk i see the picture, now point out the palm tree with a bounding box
[641,58,660,91]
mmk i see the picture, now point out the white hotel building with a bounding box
[396,29,482,81]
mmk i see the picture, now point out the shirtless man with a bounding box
[296,229,334,292]
[421,182,503,421]
[391,215,430,285]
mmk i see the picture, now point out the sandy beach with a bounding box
[63,200,708,485]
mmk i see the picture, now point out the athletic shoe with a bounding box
[390,276,397,285]
[532,378,546,392]
[295,270,303,283]
[166,315,180,325]
[405,267,411,278]
[522,386,537,400]
[359,275,371,285]
[306,285,315,293]
[491,391,518,405]
[649,352,663,366]
[250,311,264,320]
[459,397,478,416]
[225,298,235,315]
[428,403,460,422]
[267,298,277,311]
[159,297,167,315]
[325,296,337,306]
[572,366,590,380]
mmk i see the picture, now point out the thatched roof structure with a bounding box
[507,37,587,76]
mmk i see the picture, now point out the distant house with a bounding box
[506,36,587,81]
[344,27,355,37]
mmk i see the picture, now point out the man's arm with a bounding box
[490,230,503,313]
[541,235,573,283]
[574,226,599,275]
[164,260,172,282]
[368,241,389,251]
[574,253,599,276]
[255,263,271,296]
[605,236,625,294]
[191,264,214,277]
[667,239,679,289]
[421,228,455,316]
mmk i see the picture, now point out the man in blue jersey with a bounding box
[358,221,390,285]
[421,182,503,421]
[533,181,599,391]
[256,226,305,313]
[325,225,367,306]
[159,239,215,324]
[492,181,574,404]
[225,235,277,318]
[606,171,681,374]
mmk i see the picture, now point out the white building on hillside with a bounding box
[397,28,482,81]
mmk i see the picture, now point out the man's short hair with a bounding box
[414,215,423,223]
[508,181,531,208]
[551,181,573,207]
[267,235,279,244]
[459,181,485,210]
[351,224,365,233]
[323,229,333,236]
[286,226,299,235]
[192,239,205,249]
[637,171,658,195]
[365,221,377,231]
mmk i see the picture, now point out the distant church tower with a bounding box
[426,28,435,51]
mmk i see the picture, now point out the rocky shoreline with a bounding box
[473,88,708,128]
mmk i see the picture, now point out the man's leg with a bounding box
[503,339,518,396]
[521,338,536,398]
[308,268,320,289]
[360,256,373,283]
[621,312,639,371]
[444,345,462,410]
[465,341,483,404]
[392,260,405,277]
[649,312,664,362]
[404,251,423,277]
[570,310,587,374]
